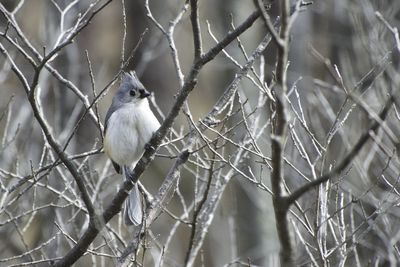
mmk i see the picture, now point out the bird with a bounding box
[103,71,160,225]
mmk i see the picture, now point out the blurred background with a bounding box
[1,0,400,266]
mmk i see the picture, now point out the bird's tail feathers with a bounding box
[124,182,143,226]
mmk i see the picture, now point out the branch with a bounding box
[263,0,297,266]
[184,147,215,267]
[190,0,202,60]
[376,12,400,54]
[255,0,282,46]
[28,79,95,219]
[0,40,96,219]
[199,10,260,65]
[19,1,116,222]
[0,0,114,131]
[286,96,394,205]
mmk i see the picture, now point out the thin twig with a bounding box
[287,96,394,205]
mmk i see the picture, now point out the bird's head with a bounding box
[114,71,151,105]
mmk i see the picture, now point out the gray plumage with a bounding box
[104,71,160,225]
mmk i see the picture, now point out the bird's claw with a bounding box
[123,166,134,182]
[145,142,156,152]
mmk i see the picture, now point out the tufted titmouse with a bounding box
[104,71,160,225]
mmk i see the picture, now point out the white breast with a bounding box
[104,100,160,168]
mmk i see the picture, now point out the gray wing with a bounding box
[104,101,122,174]
[104,101,120,134]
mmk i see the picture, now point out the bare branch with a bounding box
[287,96,394,205]
[190,0,202,60]
[376,12,400,54]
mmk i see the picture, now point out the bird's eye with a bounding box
[129,89,136,97]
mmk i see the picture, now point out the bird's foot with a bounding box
[123,166,134,182]
[145,142,156,152]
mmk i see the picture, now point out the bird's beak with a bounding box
[139,89,151,99]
